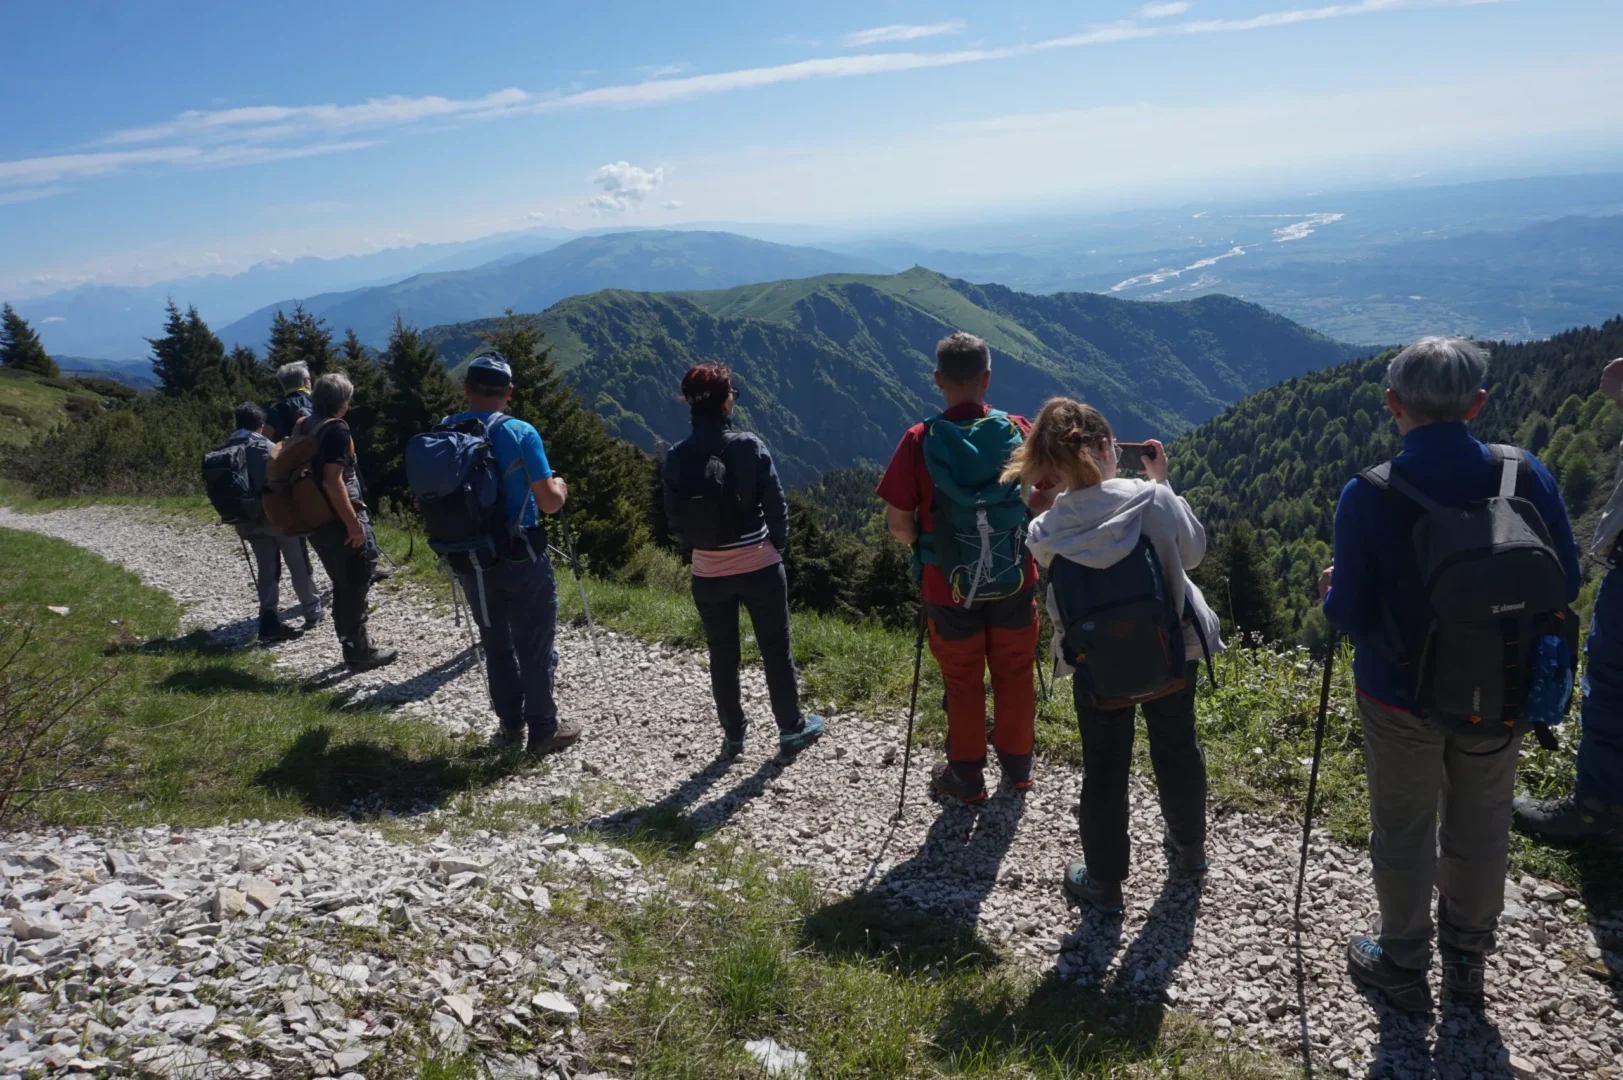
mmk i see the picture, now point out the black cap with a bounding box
[466,352,514,388]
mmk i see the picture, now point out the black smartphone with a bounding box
[1117,442,1157,474]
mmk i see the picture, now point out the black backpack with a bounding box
[1050,537,1192,707]
[672,435,743,550]
[1362,445,1577,737]
[201,441,264,525]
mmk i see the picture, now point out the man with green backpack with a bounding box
[878,332,1043,804]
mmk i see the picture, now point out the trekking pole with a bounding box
[893,605,929,821]
[237,538,258,591]
[1294,631,1337,926]
[557,508,602,659]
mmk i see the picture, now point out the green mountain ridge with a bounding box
[428,268,1362,484]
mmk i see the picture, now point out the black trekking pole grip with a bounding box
[894,604,929,821]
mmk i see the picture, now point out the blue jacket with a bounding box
[1324,422,1581,710]
[663,414,787,554]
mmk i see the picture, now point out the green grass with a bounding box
[0,525,538,826]
[0,369,86,449]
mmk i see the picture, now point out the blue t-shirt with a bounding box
[441,410,552,528]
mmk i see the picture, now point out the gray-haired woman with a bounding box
[300,372,397,671]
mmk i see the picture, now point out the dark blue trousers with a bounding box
[1579,566,1623,806]
[459,554,559,738]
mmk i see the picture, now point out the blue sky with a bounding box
[3,0,1620,295]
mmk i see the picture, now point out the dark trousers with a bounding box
[692,563,800,739]
[1074,660,1206,884]
[1578,565,1623,807]
[458,554,559,737]
[308,514,379,660]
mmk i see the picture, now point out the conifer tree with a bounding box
[379,318,459,497]
[227,344,271,399]
[485,309,649,570]
[1215,519,1287,645]
[149,301,238,400]
[0,304,59,378]
[334,329,391,504]
[265,303,335,378]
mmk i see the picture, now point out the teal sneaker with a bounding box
[1347,937,1431,1013]
[778,715,825,753]
[720,733,746,759]
[1061,863,1124,914]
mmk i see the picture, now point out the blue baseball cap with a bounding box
[466,352,513,388]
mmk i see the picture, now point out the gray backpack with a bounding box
[1362,445,1575,737]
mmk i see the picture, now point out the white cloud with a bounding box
[40,316,64,324]
[639,62,690,78]
[841,21,964,48]
[588,161,665,213]
[1140,1,1192,16]
[662,199,682,210]
[524,210,548,220]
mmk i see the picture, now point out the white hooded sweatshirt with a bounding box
[1026,478,1224,675]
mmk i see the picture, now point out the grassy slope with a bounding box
[0,368,80,448]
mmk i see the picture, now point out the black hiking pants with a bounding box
[308,512,379,661]
[1074,660,1206,884]
[691,563,801,740]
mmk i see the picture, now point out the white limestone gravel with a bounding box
[2,505,1620,1080]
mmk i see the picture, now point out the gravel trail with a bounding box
[2,506,1620,1080]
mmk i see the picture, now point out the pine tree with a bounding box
[0,304,60,378]
[378,318,459,498]
[487,309,649,571]
[1217,520,1287,645]
[149,301,238,400]
[265,303,335,378]
[226,344,271,400]
[334,329,391,505]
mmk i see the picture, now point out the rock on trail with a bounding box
[2,505,1620,1080]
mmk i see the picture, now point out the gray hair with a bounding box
[275,361,311,391]
[1385,336,1488,424]
[311,372,354,418]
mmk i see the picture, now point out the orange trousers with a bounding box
[925,590,1038,765]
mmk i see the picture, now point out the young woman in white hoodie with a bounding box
[1006,397,1223,914]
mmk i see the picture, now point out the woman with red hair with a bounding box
[662,364,825,758]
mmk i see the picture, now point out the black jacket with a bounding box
[662,415,788,554]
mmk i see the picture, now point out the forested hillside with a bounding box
[429,268,1361,484]
[1172,318,1623,633]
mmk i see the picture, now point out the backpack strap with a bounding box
[1360,459,1442,514]
[1488,444,1524,498]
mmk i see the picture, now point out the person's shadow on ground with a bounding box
[1363,1001,1514,1079]
[585,748,804,854]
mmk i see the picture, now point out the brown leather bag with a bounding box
[262,418,340,535]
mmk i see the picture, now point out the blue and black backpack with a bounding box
[919,409,1029,606]
[406,415,526,622]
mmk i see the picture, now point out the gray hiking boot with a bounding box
[1513,795,1623,848]
[1163,830,1209,878]
[1062,863,1124,914]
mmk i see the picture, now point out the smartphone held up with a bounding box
[1117,441,1158,475]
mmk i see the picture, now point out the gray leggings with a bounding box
[244,533,323,621]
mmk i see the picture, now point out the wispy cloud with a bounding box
[0,0,1505,201]
[1140,1,1192,16]
[841,21,964,48]
[637,62,691,78]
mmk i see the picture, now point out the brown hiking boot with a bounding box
[931,761,988,805]
[528,717,582,757]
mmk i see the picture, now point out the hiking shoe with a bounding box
[1347,937,1432,1013]
[301,612,325,634]
[995,748,1034,792]
[345,646,399,672]
[720,733,746,759]
[1061,863,1124,914]
[930,761,988,805]
[257,612,303,643]
[490,725,526,751]
[778,715,825,754]
[1441,947,1486,1003]
[1513,795,1623,847]
[528,718,582,757]
[1163,830,1209,878]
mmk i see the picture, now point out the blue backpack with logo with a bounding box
[406,415,522,621]
[920,410,1029,606]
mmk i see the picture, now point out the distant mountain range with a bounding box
[427,267,1362,484]
[218,232,891,352]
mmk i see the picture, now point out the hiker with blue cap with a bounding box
[406,352,578,757]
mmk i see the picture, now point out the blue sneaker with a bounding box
[1347,936,1431,1013]
[1061,863,1124,914]
[778,715,825,753]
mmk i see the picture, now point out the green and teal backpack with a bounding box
[920,409,1030,606]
